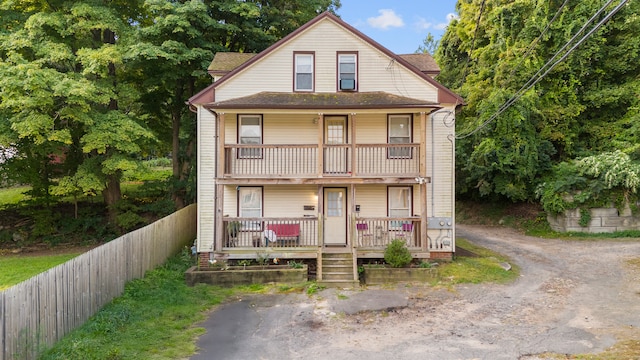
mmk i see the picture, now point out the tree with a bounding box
[0,0,154,222]
[416,32,438,55]
[130,0,342,209]
[436,0,640,202]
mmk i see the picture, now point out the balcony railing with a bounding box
[354,217,421,248]
[223,217,319,248]
[224,145,317,177]
[223,143,420,177]
[355,144,419,176]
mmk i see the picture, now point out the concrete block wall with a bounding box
[547,205,640,233]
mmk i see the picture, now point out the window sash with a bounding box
[339,54,356,80]
[239,187,262,230]
[388,187,411,228]
[295,54,313,91]
[388,115,412,158]
[239,115,262,158]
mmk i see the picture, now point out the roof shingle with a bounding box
[206,91,440,110]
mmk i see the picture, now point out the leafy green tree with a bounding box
[437,0,640,202]
[0,0,153,221]
[130,0,342,208]
[416,32,439,55]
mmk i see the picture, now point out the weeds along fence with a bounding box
[0,204,197,360]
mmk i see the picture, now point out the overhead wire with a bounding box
[456,0,628,140]
[508,0,571,80]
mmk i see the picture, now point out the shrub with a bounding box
[384,239,412,268]
[536,151,640,214]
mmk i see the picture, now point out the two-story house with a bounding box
[188,12,463,286]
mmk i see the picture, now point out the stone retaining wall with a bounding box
[547,205,640,233]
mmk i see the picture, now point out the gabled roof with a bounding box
[397,53,440,76]
[209,52,441,79]
[188,11,464,106]
[206,91,440,110]
[208,52,257,77]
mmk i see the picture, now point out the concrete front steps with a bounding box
[317,251,359,288]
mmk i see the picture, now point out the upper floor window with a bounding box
[238,115,262,159]
[338,53,357,91]
[294,52,314,91]
[388,114,412,159]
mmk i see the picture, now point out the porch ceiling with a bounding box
[205,91,441,111]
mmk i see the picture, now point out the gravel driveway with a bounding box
[191,225,640,360]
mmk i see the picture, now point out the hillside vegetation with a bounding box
[437,0,640,211]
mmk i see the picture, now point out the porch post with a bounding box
[350,113,356,177]
[420,112,428,252]
[317,113,324,178]
[317,185,324,247]
[218,113,226,177]
[420,111,427,178]
[215,184,224,251]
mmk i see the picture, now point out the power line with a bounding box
[456,0,628,140]
[508,0,571,80]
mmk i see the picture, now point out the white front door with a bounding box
[324,188,347,245]
[324,116,348,174]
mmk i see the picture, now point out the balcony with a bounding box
[223,143,420,178]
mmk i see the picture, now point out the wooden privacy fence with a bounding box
[0,204,197,360]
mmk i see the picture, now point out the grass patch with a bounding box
[0,253,79,290]
[40,250,233,360]
[436,237,519,285]
[0,186,30,209]
[39,250,312,360]
[533,338,640,359]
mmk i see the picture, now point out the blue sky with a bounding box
[336,0,459,54]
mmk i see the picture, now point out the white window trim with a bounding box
[238,186,263,230]
[388,114,412,159]
[338,53,357,91]
[388,186,412,229]
[294,53,314,92]
[238,115,262,159]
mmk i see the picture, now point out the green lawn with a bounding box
[0,186,29,208]
[0,253,80,290]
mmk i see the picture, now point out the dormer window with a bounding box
[338,53,357,91]
[294,52,314,92]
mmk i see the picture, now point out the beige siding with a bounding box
[426,106,455,218]
[264,185,318,217]
[222,185,318,218]
[222,185,237,217]
[354,185,387,217]
[214,19,438,102]
[197,107,217,252]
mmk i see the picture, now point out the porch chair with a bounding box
[356,223,371,246]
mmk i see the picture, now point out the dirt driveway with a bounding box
[192,225,640,360]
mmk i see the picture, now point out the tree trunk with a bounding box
[103,174,121,223]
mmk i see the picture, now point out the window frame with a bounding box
[237,186,263,230]
[237,114,263,159]
[387,186,413,229]
[337,52,358,92]
[293,52,315,92]
[387,114,413,159]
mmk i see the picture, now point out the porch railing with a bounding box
[223,143,421,177]
[355,144,420,176]
[353,217,421,248]
[224,145,317,177]
[223,217,318,248]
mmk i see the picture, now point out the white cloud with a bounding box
[415,17,433,30]
[367,9,405,30]
[434,12,459,30]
